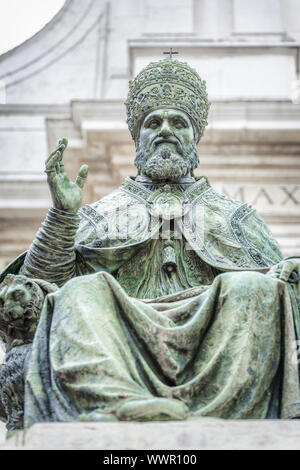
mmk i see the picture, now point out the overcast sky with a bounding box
[0,0,65,56]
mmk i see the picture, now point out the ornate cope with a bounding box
[76,177,283,274]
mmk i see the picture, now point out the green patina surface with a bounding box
[24,269,299,425]
[1,58,300,430]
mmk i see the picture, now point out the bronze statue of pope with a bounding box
[1,59,300,431]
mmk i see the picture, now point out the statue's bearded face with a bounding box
[135,108,199,183]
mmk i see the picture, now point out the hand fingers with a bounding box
[267,271,280,279]
[267,263,281,276]
[45,151,62,174]
[46,144,65,166]
[55,155,65,174]
[56,162,63,174]
[55,138,68,173]
[45,137,68,165]
[75,165,88,189]
[279,260,296,282]
[59,137,68,148]
[58,162,65,174]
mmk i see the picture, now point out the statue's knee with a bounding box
[218,271,275,296]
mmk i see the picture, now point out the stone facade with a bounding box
[0,0,300,270]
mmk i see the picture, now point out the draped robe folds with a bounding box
[2,176,300,423]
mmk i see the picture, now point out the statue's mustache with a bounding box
[151,136,183,154]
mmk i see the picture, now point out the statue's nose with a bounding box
[160,122,172,137]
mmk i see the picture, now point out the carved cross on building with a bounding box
[163,48,179,59]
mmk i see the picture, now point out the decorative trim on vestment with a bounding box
[121,176,210,206]
[231,204,267,267]
[79,205,105,228]
[121,177,153,203]
[184,177,211,203]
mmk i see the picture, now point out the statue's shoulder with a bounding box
[189,177,243,216]
[76,181,149,245]
[80,187,131,220]
[80,178,147,221]
[190,178,282,264]
[76,188,127,243]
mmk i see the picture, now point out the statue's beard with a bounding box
[135,141,199,183]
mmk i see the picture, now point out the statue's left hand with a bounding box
[267,258,300,284]
[45,137,89,213]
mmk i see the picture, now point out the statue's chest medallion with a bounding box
[146,185,190,220]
